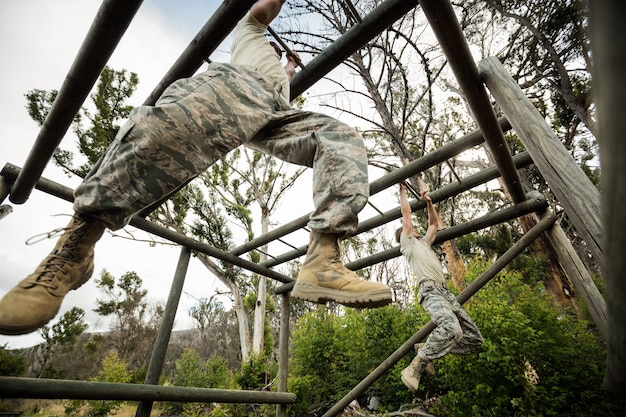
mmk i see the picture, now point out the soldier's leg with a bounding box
[77,65,279,230]
[247,110,392,308]
[0,65,279,334]
[417,285,463,361]
[449,294,484,353]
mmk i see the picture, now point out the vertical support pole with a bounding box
[135,246,192,417]
[276,294,290,417]
[588,0,626,396]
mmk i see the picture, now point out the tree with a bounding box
[0,344,28,377]
[464,0,594,139]
[25,67,138,178]
[65,350,132,417]
[188,296,241,368]
[199,148,304,358]
[163,347,234,417]
[34,306,88,378]
[93,270,161,371]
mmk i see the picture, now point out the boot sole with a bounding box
[291,282,392,308]
[0,314,61,335]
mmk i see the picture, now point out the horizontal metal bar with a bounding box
[230,117,510,257]
[267,145,529,273]
[0,376,295,404]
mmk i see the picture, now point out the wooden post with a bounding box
[136,247,191,417]
[588,0,626,395]
[534,205,607,339]
[478,57,602,265]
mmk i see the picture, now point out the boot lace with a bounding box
[28,255,69,290]
[26,217,90,261]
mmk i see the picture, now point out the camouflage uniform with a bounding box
[401,235,483,361]
[73,63,369,235]
[417,282,483,361]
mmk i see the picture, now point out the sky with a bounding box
[0,0,400,349]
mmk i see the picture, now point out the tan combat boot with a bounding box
[0,214,105,335]
[291,230,392,308]
[401,354,434,393]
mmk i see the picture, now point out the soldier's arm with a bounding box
[250,0,287,25]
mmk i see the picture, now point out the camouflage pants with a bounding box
[74,63,369,234]
[417,283,483,361]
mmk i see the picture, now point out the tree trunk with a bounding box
[251,211,270,355]
[231,281,251,362]
[485,147,571,305]
[195,252,251,362]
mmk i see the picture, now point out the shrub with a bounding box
[425,260,624,416]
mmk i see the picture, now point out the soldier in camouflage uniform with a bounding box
[397,182,483,393]
[0,0,392,335]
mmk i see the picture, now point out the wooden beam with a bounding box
[479,57,602,265]
[538,209,607,339]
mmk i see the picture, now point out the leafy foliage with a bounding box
[0,344,28,376]
[162,348,234,417]
[287,260,620,416]
[35,307,88,378]
[93,270,160,372]
[424,261,622,416]
[65,350,132,417]
[25,67,138,178]
[288,305,425,413]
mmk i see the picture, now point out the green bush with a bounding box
[0,345,28,376]
[162,348,234,416]
[237,352,276,390]
[288,305,427,413]
[65,350,131,417]
[425,260,624,416]
[287,259,624,416]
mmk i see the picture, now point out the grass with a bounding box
[0,399,163,417]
